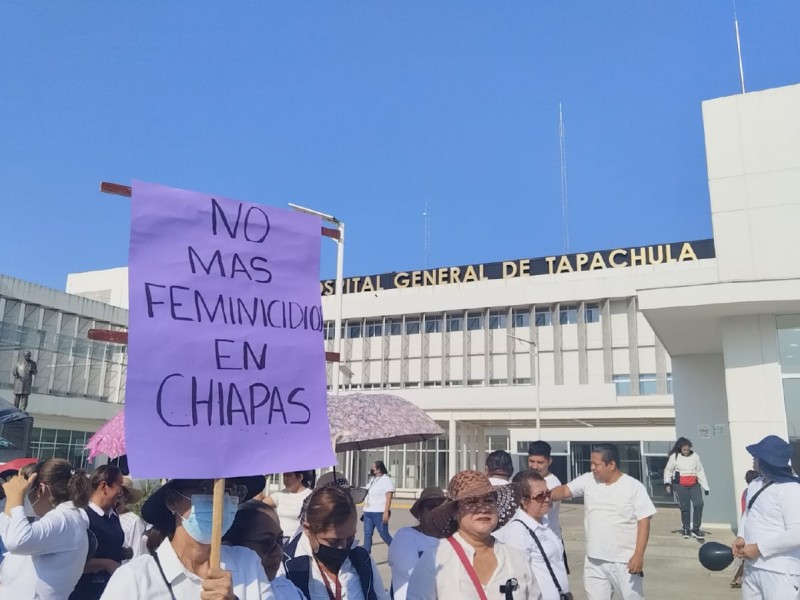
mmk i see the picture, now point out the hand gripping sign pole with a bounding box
[93,181,339,570]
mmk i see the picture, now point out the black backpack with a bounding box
[282,533,378,600]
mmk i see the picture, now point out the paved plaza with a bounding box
[363,502,742,599]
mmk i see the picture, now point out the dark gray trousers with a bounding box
[675,484,704,529]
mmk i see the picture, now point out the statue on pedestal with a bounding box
[12,351,37,412]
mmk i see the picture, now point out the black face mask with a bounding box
[315,542,351,573]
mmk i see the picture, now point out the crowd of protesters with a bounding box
[0,433,797,599]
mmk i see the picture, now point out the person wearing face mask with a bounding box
[70,465,127,600]
[100,476,269,600]
[407,470,535,599]
[269,484,389,599]
[495,471,571,600]
[362,461,394,554]
[663,437,710,539]
[0,458,91,600]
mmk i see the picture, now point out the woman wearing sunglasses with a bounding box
[495,471,571,600]
[100,477,269,600]
[407,470,535,599]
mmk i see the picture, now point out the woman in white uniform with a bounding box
[0,458,90,600]
[407,470,535,600]
[100,476,269,600]
[388,487,445,600]
[494,470,571,600]
[264,471,315,538]
[269,484,389,599]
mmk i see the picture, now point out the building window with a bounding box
[559,305,578,325]
[466,379,484,386]
[512,309,530,328]
[613,374,631,395]
[467,313,484,331]
[387,318,402,336]
[29,428,91,469]
[639,373,658,395]
[423,381,442,387]
[489,311,507,330]
[323,322,335,340]
[534,308,552,327]
[489,378,506,386]
[446,315,463,332]
[405,318,420,335]
[513,377,531,385]
[446,380,463,387]
[585,303,601,324]
[404,381,421,388]
[365,320,382,337]
[666,373,673,394]
[347,322,362,339]
[425,315,443,334]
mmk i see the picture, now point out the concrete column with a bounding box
[477,426,487,473]
[672,354,735,527]
[448,419,458,480]
[722,315,788,516]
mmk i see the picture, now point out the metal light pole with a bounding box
[288,203,345,397]
[507,333,541,439]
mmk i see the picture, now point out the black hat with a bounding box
[698,542,734,572]
[141,476,266,530]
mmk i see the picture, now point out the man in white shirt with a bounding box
[732,435,800,600]
[527,441,562,539]
[362,460,395,553]
[485,450,515,486]
[551,443,656,600]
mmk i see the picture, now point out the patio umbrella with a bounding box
[327,392,444,451]
[85,410,125,460]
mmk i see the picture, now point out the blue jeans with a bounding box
[362,511,392,553]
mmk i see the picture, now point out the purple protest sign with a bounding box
[126,181,335,478]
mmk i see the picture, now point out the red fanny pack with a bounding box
[679,475,698,487]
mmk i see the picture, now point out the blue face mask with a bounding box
[177,493,239,544]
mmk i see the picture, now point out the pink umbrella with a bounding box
[85,410,126,461]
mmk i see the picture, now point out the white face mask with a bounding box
[25,489,44,518]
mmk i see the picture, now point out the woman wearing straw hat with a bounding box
[99,476,269,600]
[406,471,535,600]
[388,487,446,600]
[731,435,800,599]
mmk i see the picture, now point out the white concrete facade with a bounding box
[639,83,800,526]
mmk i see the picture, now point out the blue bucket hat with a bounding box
[746,435,799,484]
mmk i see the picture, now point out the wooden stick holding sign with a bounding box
[210,478,226,569]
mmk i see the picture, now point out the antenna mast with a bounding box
[559,103,570,254]
[734,2,746,94]
[423,199,431,269]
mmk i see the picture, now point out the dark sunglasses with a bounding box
[523,490,552,504]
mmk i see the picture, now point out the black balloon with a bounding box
[698,541,735,571]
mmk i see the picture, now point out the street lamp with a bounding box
[288,203,345,397]
[507,333,541,438]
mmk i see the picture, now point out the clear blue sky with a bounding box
[2,2,799,289]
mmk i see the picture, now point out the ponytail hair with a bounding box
[35,459,89,507]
